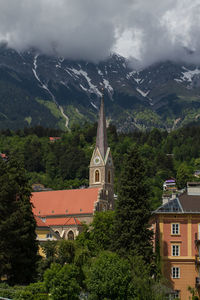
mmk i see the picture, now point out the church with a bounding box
[31,99,114,241]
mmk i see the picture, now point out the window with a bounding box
[108,170,111,183]
[167,290,180,300]
[172,267,180,278]
[95,170,100,182]
[171,223,179,235]
[68,230,74,240]
[172,245,180,256]
[46,233,52,238]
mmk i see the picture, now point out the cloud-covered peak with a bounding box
[0,0,199,67]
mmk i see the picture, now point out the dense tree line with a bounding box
[0,123,200,209]
[0,147,167,299]
[1,126,198,298]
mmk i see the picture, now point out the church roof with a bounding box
[34,215,49,227]
[45,217,81,226]
[31,187,100,217]
[96,98,108,159]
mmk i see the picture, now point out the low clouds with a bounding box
[0,0,200,67]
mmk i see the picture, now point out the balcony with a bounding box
[195,233,200,244]
[196,277,200,287]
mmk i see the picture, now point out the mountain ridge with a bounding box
[1,44,200,131]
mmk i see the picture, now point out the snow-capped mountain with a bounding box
[1,44,200,131]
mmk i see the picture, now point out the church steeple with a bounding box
[96,98,108,159]
[89,96,114,210]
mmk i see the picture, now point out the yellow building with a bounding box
[151,182,200,299]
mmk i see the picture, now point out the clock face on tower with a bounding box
[94,156,100,165]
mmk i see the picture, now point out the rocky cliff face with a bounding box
[1,44,200,131]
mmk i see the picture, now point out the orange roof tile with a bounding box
[45,217,81,226]
[34,215,49,227]
[49,137,61,141]
[31,188,100,216]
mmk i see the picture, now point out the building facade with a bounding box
[151,182,200,299]
[31,98,114,240]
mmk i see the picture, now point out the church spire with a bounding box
[96,96,108,159]
[89,94,114,209]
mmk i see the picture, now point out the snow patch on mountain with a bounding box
[80,84,88,92]
[126,70,137,80]
[174,78,183,83]
[32,54,40,83]
[67,67,102,97]
[59,106,69,128]
[32,54,69,128]
[97,68,103,76]
[181,67,200,82]
[103,79,113,93]
[91,102,98,109]
[136,88,150,97]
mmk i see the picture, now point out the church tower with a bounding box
[89,98,114,209]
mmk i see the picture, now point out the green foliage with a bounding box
[0,282,16,299]
[57,240,76,265]
[85,251,134,300]
[113,145,153,260]
[128,256,166,300]
[188,286,199,300]
[77,211,115,253]
[0,157,38,285]
[1,123,200,203]
[14,289,34,300]
[176,162,192,189]
[44,263,80,300]
[0,282,48,300]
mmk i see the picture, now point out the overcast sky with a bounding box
[0,0,200,67]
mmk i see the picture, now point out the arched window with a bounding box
[108,170,111,183]
[95,170,100,182]
[67,230,74,240]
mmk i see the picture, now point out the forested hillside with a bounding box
[1,123,200,209]
[2,46,200,132]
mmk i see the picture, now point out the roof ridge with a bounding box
[32,187,100,194]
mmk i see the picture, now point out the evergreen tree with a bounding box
[0,157,38,284]
[113,146,153,261]
[176,162,192,189]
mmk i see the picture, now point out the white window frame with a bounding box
[171,267,180,278]
[172,245,180,256]
[171,223,180,235]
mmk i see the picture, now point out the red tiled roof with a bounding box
[34,215,48,227]
[31,188,100,216]
[49,137,61,141]
[45,217,81,226]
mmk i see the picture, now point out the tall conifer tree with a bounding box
[0,157,38,284]
[113,146,153,261]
